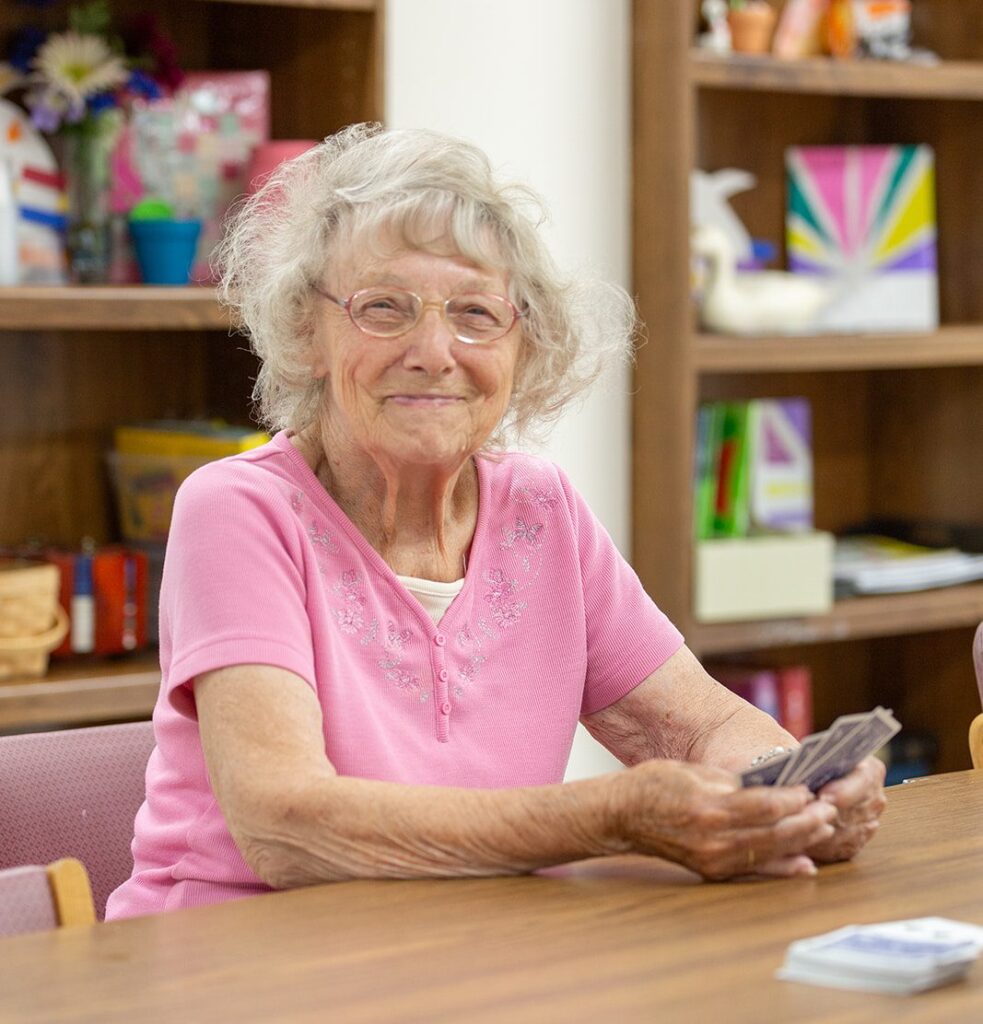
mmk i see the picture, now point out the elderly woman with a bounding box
[106,125,884,918]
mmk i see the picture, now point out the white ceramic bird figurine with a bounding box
[691,167,757,265]
[693,223,835,335]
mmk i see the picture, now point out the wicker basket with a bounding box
[0,560,70,681]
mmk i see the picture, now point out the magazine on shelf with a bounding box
[834,535,983,596]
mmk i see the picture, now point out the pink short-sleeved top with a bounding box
[105,432,684,919]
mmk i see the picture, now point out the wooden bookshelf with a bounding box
[694,325,983,373]
[0,287,229,331]
[634,1,983,772]
[203,0,377,10]
[0,653,161,731]
[691,583,983,657]
[690,51,983,101]
[0,0,385,732]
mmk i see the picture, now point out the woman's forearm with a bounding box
[689,700,797,773]
[230,770,627,888]
[582,646,797,774]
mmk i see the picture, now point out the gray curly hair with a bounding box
[215,123,636,447]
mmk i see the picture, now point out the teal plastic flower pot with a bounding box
[129,219,202,286]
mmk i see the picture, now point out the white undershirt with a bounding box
[396,574,466,626]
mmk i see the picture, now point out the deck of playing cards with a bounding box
[777,918,983,995]
[741,706,901,791]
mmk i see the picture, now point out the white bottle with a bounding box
[0,156,19,286]
[70,546,96,654]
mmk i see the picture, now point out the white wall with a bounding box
[386,0,631,779]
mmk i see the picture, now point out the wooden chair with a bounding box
[0,721,155,920]
[0,857,96,937]
[970,623,983,769]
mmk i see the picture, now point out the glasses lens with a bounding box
[349,288,420,336]
[446,294,514,343]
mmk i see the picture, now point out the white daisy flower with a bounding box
[32,30,128,106]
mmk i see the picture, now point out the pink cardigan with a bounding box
[106,433,683,918]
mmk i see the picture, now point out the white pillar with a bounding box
[387,0,631,778]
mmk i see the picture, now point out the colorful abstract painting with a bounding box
[785,145,938,332]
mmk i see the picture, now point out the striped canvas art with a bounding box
[785,145,939,332]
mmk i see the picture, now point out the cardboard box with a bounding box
[786,145,939,333]
[695,532,834,622]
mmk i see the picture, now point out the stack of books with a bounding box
[834,535,983,596]
[109,420,269,542]
[693,398,834,623]
[694,397,813,541]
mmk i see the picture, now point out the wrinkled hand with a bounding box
[805,755,887,864]
[615,760,837,881]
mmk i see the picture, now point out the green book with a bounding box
[694,403,723,540]
[712,401,751,538]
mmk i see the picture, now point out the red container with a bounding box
[47,547,149,657]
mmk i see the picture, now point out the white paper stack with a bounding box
[777,918,983,995]
[834,535,983,596]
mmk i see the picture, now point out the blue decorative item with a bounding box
[129,218,201,285]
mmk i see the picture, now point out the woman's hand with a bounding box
[614,760,837,881]
[804,755,887,864]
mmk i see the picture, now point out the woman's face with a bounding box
[309,246,522,472]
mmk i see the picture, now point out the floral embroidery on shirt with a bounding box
[332,569,369,635]
[290,490,304,512]
[335,569,363,601]
[458,471,558,693]
[359,619,378,646]
[501,516,543,549]
[514,484,559,512]
[483,568,527,629]
[335,604,364,634]
[308,522,338,553]
[329,572,425,702]
[456,622,490,695]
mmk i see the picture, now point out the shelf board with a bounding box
[694,324,983,373]
[690,583,983,656]
[0,287,230,331]
[0,654,160,731]
[690,50,983,100]
[200,0,377,9]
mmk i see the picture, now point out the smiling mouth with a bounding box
[386,395,464,406]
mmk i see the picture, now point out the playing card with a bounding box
[779,709,873,787]
[797,926,977,971]
[799,707,900,792]
[739,748,795,787]
[741,706,901,790]
[775,730,828,786]
[777,918,982,995]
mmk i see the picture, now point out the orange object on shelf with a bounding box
[826,0,857,57]
[728,1,778,54]
[773,0,830,59]
[46,547,149,658]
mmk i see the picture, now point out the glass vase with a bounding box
[62,122,114,284]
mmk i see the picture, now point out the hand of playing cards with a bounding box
[741,706,901,792]
[777,917,983,995]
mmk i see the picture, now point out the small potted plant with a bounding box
[727,0,777,54]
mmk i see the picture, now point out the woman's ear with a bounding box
[306,324,331,381]
[310,354,329,381]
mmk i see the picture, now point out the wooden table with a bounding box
[4,772,983,1023]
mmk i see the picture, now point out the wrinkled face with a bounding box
[309,246,522,472]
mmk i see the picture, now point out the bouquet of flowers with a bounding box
[1,1,182,281]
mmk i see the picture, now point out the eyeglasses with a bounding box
[313,285,524,345]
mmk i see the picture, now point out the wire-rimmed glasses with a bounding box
[313,285,523,345]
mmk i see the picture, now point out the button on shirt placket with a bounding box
[433,633,451,742]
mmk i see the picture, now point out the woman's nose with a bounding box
[401,306,457,374]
